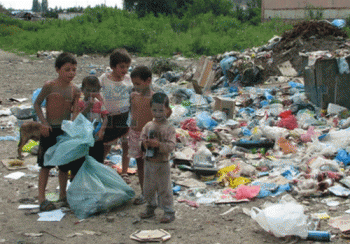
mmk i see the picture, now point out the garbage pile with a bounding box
[208,20,350,86]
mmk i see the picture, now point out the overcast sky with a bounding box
[1,0,124,10]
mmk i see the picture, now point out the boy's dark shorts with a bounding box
[103,112,129,142]
[89,112,129,163]
[37,126,84,175]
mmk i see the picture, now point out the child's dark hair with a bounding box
[110,49,131,68]
[55,52,77,69]
[82,76,101,90]
[150,92,169,108]
[130,65,152,81]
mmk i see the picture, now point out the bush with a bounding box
[0,6,294,57]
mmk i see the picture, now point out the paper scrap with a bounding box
[329,185,350,197]
[37,209,65,222]
[329,215,350,232]
[18,204,39,210]
[23,233,43,237]
[4,172,25,180]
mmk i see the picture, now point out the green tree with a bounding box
[124,0,233,17]
[41,0,48,13]
[32,0,41,12]
[183,0,233,17]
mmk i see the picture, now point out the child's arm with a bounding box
[140,124,149,151]
[96,114,108,141]
[34,82,52,137]
[71,87,82,120]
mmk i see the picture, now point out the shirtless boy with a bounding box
[34,52,81,211]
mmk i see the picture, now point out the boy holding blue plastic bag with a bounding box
[34,52,83,211]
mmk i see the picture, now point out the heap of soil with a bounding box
[258,20,350,80]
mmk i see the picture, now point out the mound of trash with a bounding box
[277,20,348,51]
[258,20,350,80]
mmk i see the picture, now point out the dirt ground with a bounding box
[0,49,348,244]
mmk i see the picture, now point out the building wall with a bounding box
[58,13,83,20]
[262,0,350,20]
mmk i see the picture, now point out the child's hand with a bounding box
[40,123,52,137]
[86,97,94,109]
[145,139,160,148]
[96,129,104,141]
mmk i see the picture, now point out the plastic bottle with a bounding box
[307,231,331,241]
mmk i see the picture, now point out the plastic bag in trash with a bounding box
[220,56,236,78]
[44,114,95,166]
[195,111,218,130]
[67,156,135,219]
[337,57,350,74]
[332,19,346,29]
[250,201,308,238]
[234,185,260,200]
[335,149,350,167]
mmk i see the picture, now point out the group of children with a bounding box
[34,49,176,223]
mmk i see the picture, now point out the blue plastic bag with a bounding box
[195,111,218,131]
[44,114,95,166]
[335,149,350,167]
[67,156,135,219]
[220,56,236,78]
[32,88,46,107]
[332,19,346,29]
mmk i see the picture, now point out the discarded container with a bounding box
[307,231,331,242]
[232,139,274,149]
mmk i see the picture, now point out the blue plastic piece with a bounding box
[67,156,135,219]
[32,88,46,107]
[196,111,218,131]
[332,19,346,29]
[220,56,236,78]
[335,149,350,167]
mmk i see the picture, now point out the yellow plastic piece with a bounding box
[21,139,39,152]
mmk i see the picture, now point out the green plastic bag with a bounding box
[67,156,135,219]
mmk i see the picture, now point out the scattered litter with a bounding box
[329,215,350,232]
[23,233,43,237]
[37,209,65,222]
[4,171,25,180]
[329,185,350,197]
[219,206,239,216]
[18,204,39,210]
[177,199,199,208]
[130,229,171,242]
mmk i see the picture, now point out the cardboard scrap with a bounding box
[213,96,235,119]
[130,229,171,242]
[1,159,27,170]
[176,178,206,188]
[192,56,216,92]
[277,61,298,77]
[329,215,350,232]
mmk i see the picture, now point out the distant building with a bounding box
[13,11,42,21]
[58,12,84,20]
[262,0,350,21]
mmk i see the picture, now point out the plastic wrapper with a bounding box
[250,201,308,238]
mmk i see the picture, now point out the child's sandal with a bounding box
[121,174,131,184]
[39,200,57,212]
[160,214,175,223]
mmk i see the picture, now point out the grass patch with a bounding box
[0,7,294,57]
